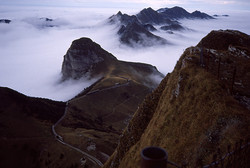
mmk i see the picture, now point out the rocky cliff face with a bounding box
[103,30,250,168]
[61,37,117,79]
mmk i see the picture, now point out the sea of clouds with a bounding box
[0,6,249,101]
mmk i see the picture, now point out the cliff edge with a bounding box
[104,30,250,168]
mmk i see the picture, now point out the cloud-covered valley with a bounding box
[0,6,249,101]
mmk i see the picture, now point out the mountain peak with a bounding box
[191,10,214,19]
[61,37,117,79]
[137,7,170,25]
[117,11,122,15]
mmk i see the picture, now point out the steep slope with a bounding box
[0,87,84,168]
[103,30,250,168]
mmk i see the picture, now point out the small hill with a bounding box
[103,30,250,168]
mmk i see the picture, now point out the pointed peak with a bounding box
[117,11,122,15]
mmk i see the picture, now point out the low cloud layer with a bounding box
[0,6,249,101]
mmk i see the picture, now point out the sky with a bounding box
[0,0,249,101]
[0,0,250,12]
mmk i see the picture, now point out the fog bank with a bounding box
[0,6,249,101]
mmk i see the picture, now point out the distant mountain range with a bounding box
[108,6,214,47]
[1,6,214,47]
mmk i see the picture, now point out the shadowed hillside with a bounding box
[103,30,250,168]
[0,87,86,168]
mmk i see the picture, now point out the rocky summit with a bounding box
[61,38,117,79]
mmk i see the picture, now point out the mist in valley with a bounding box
[0,5,249,101]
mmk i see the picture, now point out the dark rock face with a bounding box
[0,19,11,24]
[160,23,184,31]
[109,11,139,25]
[118,21,167,47]
[61,38,117,79]
[143,24,157,31]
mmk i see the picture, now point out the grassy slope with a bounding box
[56,56,163,166]
[104,33,250,168]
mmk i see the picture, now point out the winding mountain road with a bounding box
[51,77,131,167]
